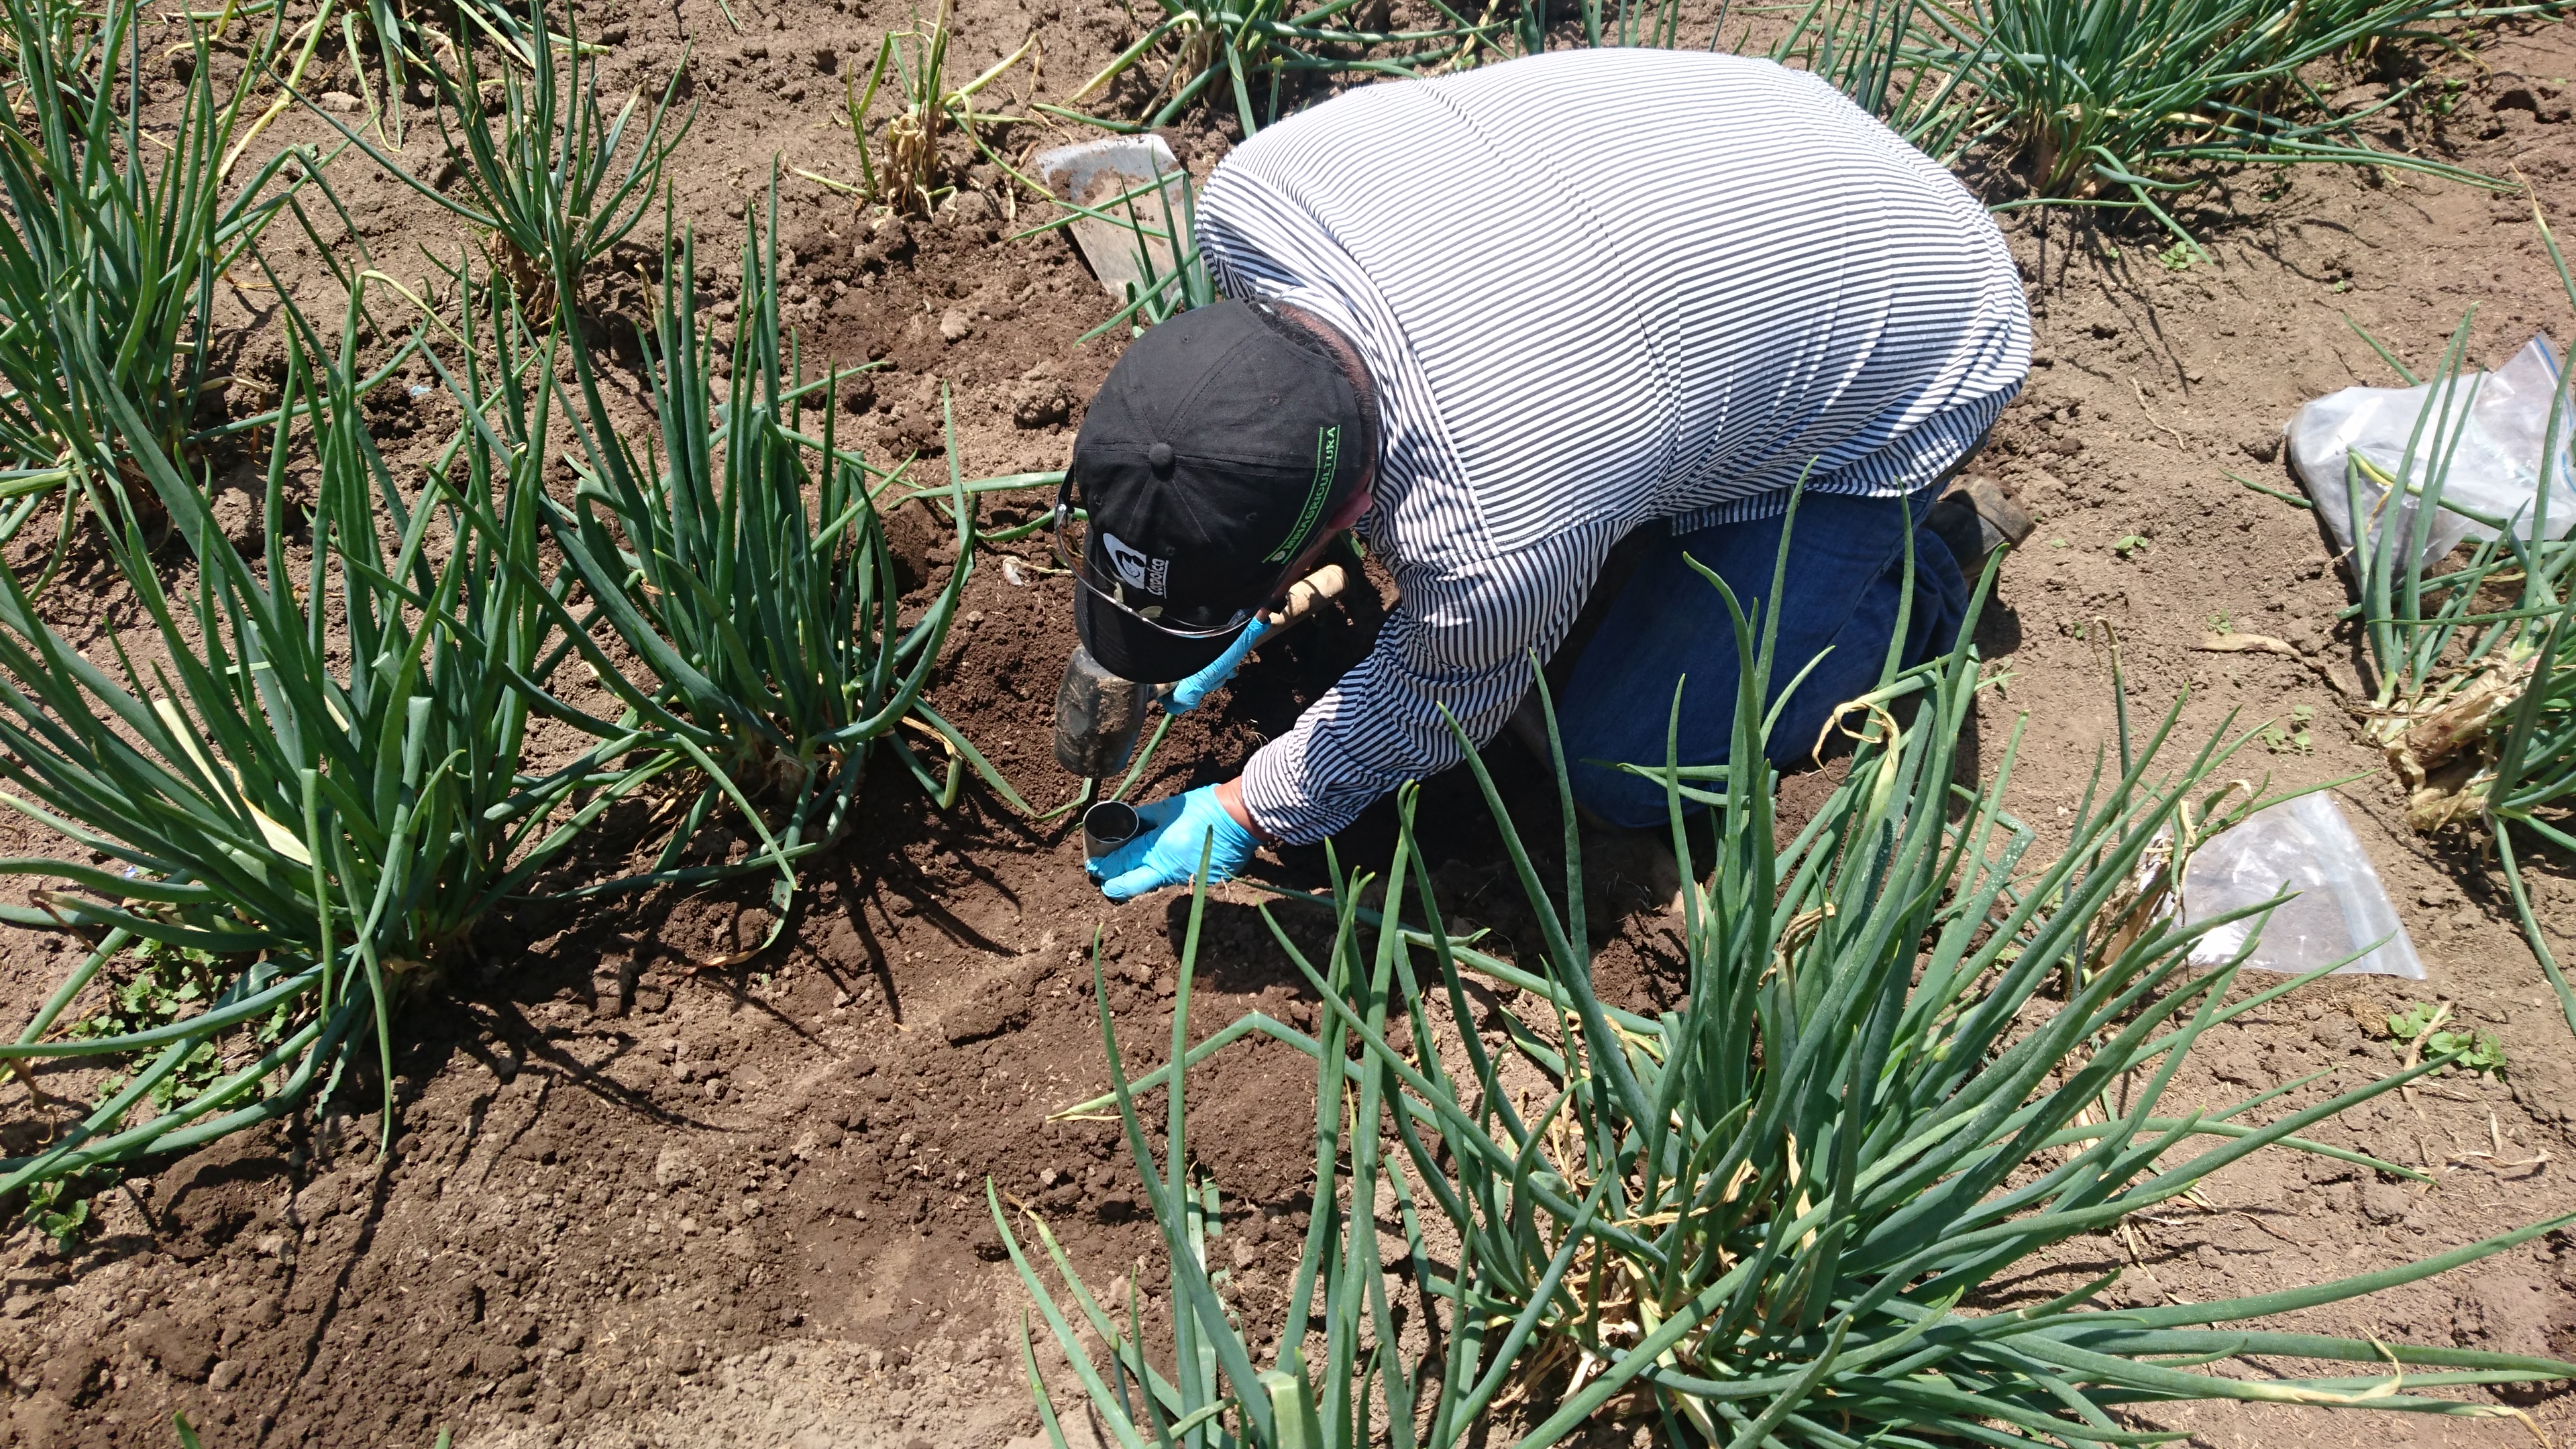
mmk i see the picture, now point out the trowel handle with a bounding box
[1267,563,1349,629]
[1052,563,1350,780]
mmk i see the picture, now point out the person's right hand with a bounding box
[1084,785,1259,901]
[1167,616,1271,714]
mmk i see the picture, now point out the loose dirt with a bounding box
[3,3,2576,1445]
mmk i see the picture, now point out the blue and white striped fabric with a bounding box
[1197,48,2031,844]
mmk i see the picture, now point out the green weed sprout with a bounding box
[2256,703,2315,755]
[317,0,690,311]
[2385,1003,2507,1077]
[0,0,306,544]
[1008,540,2576,1442]
[0,278,655,1190]
[533,181,1013,936]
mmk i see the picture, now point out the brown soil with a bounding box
[4,2,2576,1446]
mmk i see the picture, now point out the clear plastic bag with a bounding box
[2287,334,2576,572]
[2180,793,2424,979]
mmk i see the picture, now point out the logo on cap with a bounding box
[1265,424,1341,565]
[1102,531,1171,596]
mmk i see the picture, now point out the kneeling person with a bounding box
[1063,46,2031,901]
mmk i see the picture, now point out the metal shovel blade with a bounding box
[1029,135,1187,301]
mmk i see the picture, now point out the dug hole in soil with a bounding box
[5,0,2576,1443]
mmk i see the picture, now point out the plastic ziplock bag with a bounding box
[2180,793,2424,978]
[2287,333,2576,572]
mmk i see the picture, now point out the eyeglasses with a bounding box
[1051,478,1273,640]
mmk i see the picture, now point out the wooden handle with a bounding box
[1268,563,1350,627]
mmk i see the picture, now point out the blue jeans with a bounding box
[1552,488,1968,830]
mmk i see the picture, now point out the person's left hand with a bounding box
[1085,785,1258,901]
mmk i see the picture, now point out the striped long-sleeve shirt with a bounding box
[1197,48,2031,845]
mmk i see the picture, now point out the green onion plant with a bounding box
[1757,0,1986,158]
[1091,160,1217,335]
[994,828,1409,1449]
[1488,0,1982,164]
[2330,308,2561,836]
[0,0,307,547]
[187,0,583,148]
[835,0,1039,213]
[1055,0,1502,136]
[350,0,596,148]
[2323,205,2576,1041]
[1003,538,2576,1443]
[0,280,655,1190]
[317,0,690,311]
[1644,0,2565,254]
[1893,0,2560,251]
[534,183,1011,935]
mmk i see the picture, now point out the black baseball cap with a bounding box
[1064,299,1373,683]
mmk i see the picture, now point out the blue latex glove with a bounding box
[1167,616,1271,714]
[1086,785,1260,901]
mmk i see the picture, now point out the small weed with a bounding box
[2048,537,2070,549]
[19,1177,89,1248]
[2257,703,2316,755]
[68,942,278,1112]
[2208,609,2234,632]
[2112,533,2150,557]
[2385,1002,2508,1077]
[2332,279,2352,294]
[2156,240,2200,272]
